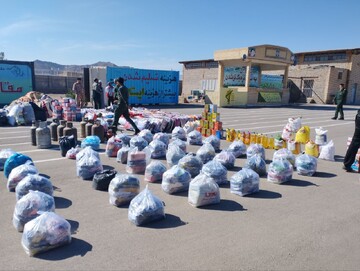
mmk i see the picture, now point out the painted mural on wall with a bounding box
[260,74,283,89]
[106,67,179,104]
[223,66,259,87]
[258,92,282,103]
[0,61,34,104]
[222,87,247,106]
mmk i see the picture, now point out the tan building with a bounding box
[179,47,360,105]
[289,48,360,104]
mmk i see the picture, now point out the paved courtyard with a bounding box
[1,104,360,270]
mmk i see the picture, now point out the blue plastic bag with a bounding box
[81,135,100,150]
[4,153,33,179]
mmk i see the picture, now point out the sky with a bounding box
[1,0,360,73]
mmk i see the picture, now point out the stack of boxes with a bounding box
[61,98,82,121]
[197,104,223,139]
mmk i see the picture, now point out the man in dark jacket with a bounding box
[332,83,348,120]
[111,77,140,135]
[92,78,102,109]
[343,110,360,172]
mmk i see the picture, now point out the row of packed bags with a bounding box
[76,146,103,180]
[126,147,151,174]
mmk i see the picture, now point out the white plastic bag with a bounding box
[295,154,317,176]
[162,165,191,194]
[128,185,165,226]
[201,160,228,185]
[187,130,203,146]
[273,148,296,167]
[166,144,186,167]
[15,174,53,201]
[203,135,221,152]
[227,140,246,158]
[230,168,260,196]
[76,146,103,180]
[246,144,265,160]
[267,159,293,184]
[319,140,335,161]
[196,143,215,164]
[188,174,220,207]
[214,150,236,169]
[144,161,167,183]
[171,126,187,141]
[315,127,328,145]
[108,174,140,206]
[7,161,38,191]
[21,212,71,256]
[178,153,203,178]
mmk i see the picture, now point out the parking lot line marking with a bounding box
[34,152,106,163]
[0,131,30,135]
[0,142,29,147]
[0,135,29,140]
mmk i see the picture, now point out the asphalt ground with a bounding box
[1,104,360,270]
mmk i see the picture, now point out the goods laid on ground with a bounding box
[0,149,16,171]
[13,190,55,232]
[105,136,123,157]
[144,161,167,183]
[315,127,328,145]
[177,153,203,178]
[161,165,191,194]
[273,148,296,167]
[4,153,33,179]
[188,174,220,207]
[59,135,77,157]
[287,139,301,155]
[281,117,302,141]
[76,146,103,180]
[7,161,38,191]
[126,147,151,174]
[149,139,167,159]
[198,104,223,138]
[128,185,165,226]
[267,159,293,184]
[166,144,186,167]
[213,150,236,169]
[108,174,140,206]
[201,160,228,185]
[227,140,246,158]
[183,120,200,134]
[21,211,71,256]
[92,169,117,191]
[304,140,319,157]
[66,146,81,159]
[15,174,54,201]
[246,144,265,160]
[116,133,131,146]
[129,136,148,151]
[203,135,221,152]
[153,133,170,147]
[81,135,101,151]
[187,130,203,146]
[244,154,267,177]
[171,126,187,141]
[196,143,216,164]
[295,154,317,176]
[116,146,131,164]
[319,140,335,161]
[295,126,311,144]
[230,168,260,196]
[168,138,187,153]
[138,129,153,144]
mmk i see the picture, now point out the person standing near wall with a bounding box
[111,77,140,135]
[332,83,348,120]
[92,78,102,109]
[72,77,85,107]
[343,110,360,172]
[105,81,115,106]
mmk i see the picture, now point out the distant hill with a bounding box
[34,59,119,73]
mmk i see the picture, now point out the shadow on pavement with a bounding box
[36,237,92,260]
[314,171,337,178]
[67,219,79,234]
[246,189,282,199]
[281,178,318,187]
[227,166,242,172]
[143,214,188,229]
[334,155,344,162]
[102,165,115,171]
[54,196,72,209]
[199,199,246,212]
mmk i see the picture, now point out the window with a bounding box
[338,72,343,79]
[303,80,314,97]
[185,62,202,69]
[303,53,347,62]
[206,61,218,68]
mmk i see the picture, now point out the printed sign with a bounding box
[0,61,35,105]
[260,74,283,89]
[258,92,282,103]
[107,67,179,104]
[223,66,259,87]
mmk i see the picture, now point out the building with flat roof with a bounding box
[179,47,360,105]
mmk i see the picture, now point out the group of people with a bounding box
[72,76,140,135]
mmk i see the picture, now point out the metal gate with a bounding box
[303,79,314,97]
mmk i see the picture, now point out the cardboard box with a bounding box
[205,129,211,137]
[209,121,214,129]
[203,120,209,129]
[209,104,217,113]
[201,128,207,136]
[214,121,222,130]
[204,104,210,113]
